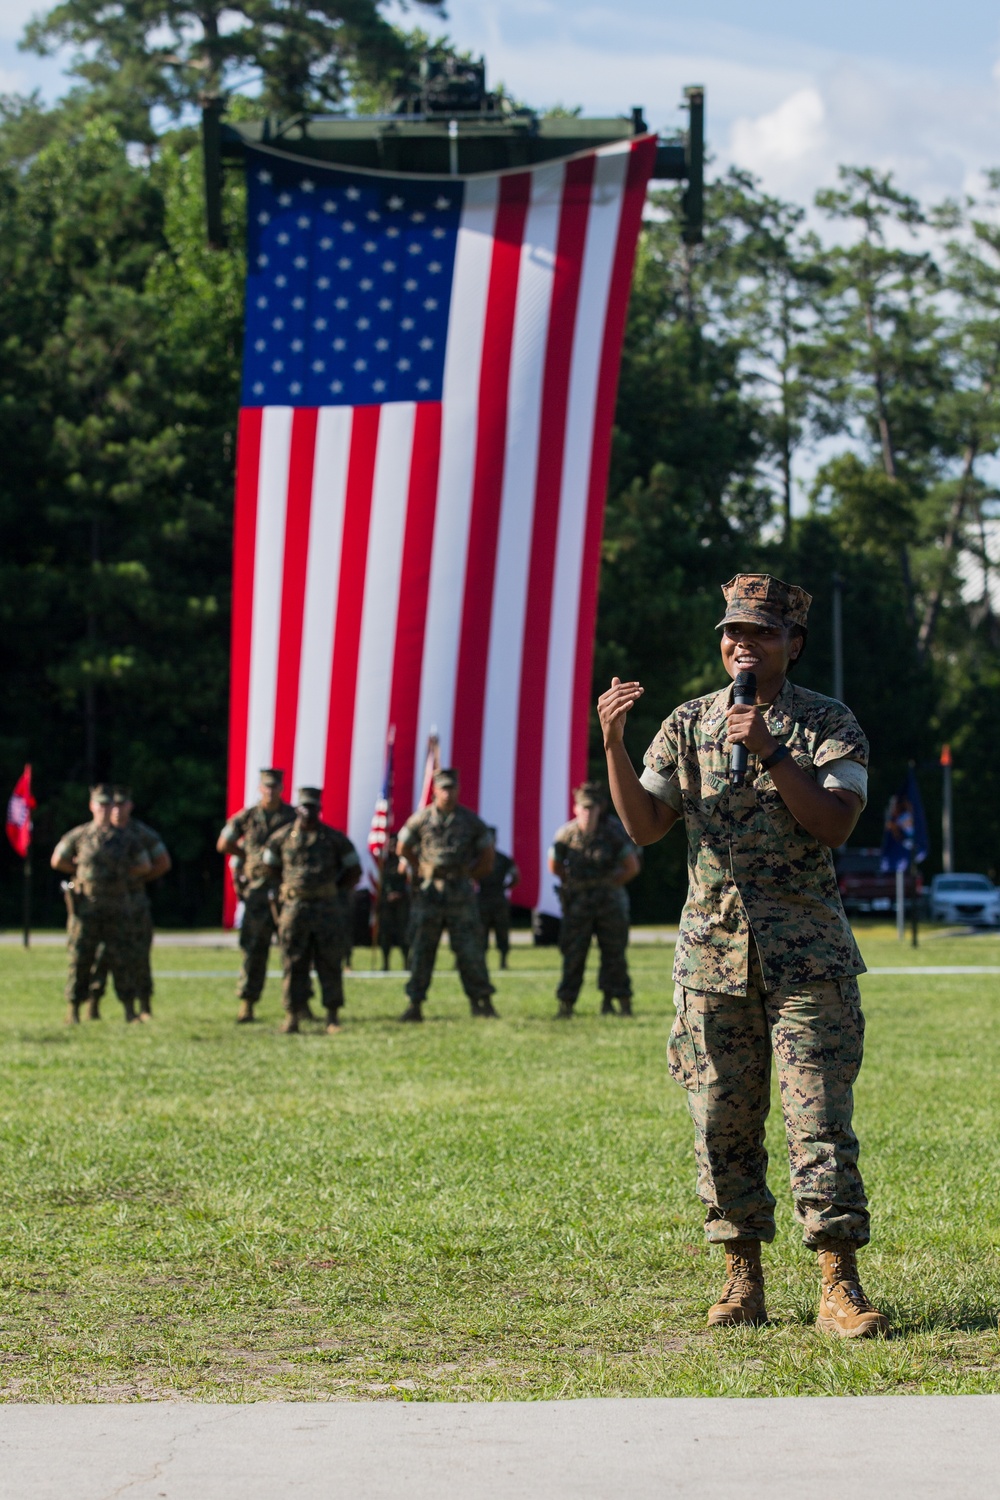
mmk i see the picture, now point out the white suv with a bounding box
[929,873,1000,926]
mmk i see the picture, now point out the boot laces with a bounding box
[826,1252,873,1310]
[722,1254,760,1303]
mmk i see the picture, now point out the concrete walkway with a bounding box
[0,1397,996,1499]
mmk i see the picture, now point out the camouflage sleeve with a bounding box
[472,816,495,855]
[138,823,168,861]
[52,828,80,864]
[397,814,420,852]
[219,808,247,845]
[640,715,683,810]
[812,703,869,770]
[819,759,869,806]
[261,828,285,870]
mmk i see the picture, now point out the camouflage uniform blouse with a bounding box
[220,802,296,891]
[640,678,868,995]
[126,819,168,911]
[397,805,493,887]
[549,816,636,892]
[52,821,149,910]
[262,822,360,902]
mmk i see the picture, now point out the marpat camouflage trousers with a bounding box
[668,952,869,1247]
[557,886,631,1006]
[66,902,139,1008]
[477,894,511,956]
[278,897,347,1016]
[238,891,276,1002]
[406,887,494,1005]
[89,900,154,1006]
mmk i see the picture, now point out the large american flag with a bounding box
[226,135,655,917]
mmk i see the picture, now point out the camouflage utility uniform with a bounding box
[262,821,360,1025]
[54,821,149,1020]
[376,862,412,969]
[89,819,167,1018]
[476,851,519,966]
[550,817,636,1014]
[221,801,295,1006]
[641,677,871,1248]
[398,805,495,1015]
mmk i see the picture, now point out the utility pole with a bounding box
[940,743,953,873]
[832,573,844,702]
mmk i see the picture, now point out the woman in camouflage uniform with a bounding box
[598,573,889,1339]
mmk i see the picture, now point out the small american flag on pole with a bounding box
[367,724,395,861]
[226,134,655,920]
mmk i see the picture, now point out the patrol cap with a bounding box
[112,785,133,805]
[90,783,114,805]
[259,768,284,787]
[296,786,322,807]
[573,781,607,809]
[433,768,459,789]
[717,574,812,632]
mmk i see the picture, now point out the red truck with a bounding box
[834,846,923,915]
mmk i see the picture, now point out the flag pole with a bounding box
[23,848,31,949]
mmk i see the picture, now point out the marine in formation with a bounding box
[217,768,295,1022]
[548,783,639,1017]
[395,768,497,1021]
[262,786,360,1034]
[599,572,889,1338]
[87,786,171,1021]
[374,835,411,971]
[51,785,153,1024]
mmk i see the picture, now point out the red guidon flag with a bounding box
[225,135,655,920]
[6,764,34,858]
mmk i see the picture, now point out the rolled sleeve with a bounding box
[818,757,868,807]
[639,764,683,811]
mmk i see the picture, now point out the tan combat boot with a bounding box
[64,1003,80,1026]
[706,1238,767,1327]
[279,1013,300,1034]
[816,1245,890,1338]
[236,1000,255,1024]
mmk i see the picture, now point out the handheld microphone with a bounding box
[730,671,757,788]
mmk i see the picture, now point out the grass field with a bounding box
[0,925,998,1402]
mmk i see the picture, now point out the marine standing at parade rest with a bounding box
[548,784,640,1017]
[396,769,497,1021]
[374,835,411,971]
[476,833,520,969]
[217,769,295,1022]
[599,573,889,1338]
[261,787,360,1034]
[87,787,171,1022]
[51,785,152,1024]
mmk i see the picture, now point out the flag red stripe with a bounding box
[270,407,318,785]
[387,401,442,828]
[512,156,596,910]
[571,138,656,792]
[450,172,532,807]
[323,404,381,829]
[225,408,264,923]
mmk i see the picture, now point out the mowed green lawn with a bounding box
[0,927,998,1401]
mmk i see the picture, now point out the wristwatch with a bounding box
[760,744,791,772]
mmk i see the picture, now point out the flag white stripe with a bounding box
[538,148,630,913]
[244,405,293,805]
[479,161,564,852]
[347,402,417,861]
[291,405,353,792]
[415,175,499,799]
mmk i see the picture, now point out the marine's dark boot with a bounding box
[477,998,500,1018]
[706,1239,767,1327]
[86,997,101,1021]
[236,999,255,1024]
[399,1001,424,1023]
[816,1244,890,1339]
[555,999,575,1019]
[617,996,633,1017]
[122,999,138,1024]
[279,1013,300,1034]
[325,1007,342,1035]
[499,952,509,970]
[600,996,616,1015]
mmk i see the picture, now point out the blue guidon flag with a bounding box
[227,136,656,918]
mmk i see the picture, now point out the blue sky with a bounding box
[4,0,1000,207]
